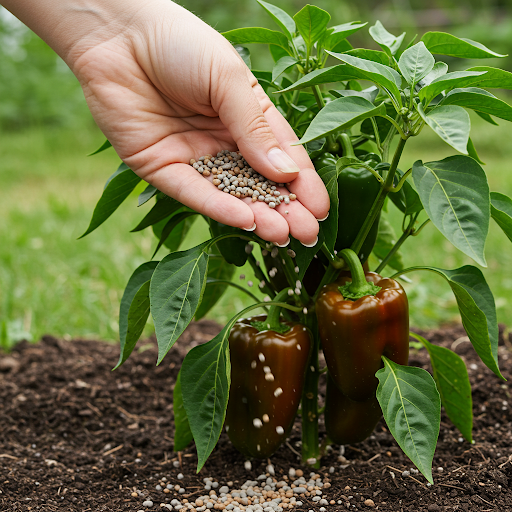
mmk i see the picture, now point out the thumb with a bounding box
[214,64,300,183]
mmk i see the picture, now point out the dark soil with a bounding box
[1,320,512,512]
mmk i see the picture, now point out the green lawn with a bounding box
[1,112,512,348]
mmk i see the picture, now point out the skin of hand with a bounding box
[1,0,329,245]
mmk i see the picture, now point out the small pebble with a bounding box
[143,500,154,508]
[364,498,375,508]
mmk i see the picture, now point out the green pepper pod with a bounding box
[324,373,382,444]
[225,315,311,458]
[336,166,381,262]
[316,271,409,402]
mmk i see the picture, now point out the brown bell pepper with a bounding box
[324,373,382,444]
[316,249,409,402]
[225,310,311,458]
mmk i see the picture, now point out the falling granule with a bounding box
[259,280,266,289]
[263,366,271,373]
[294,266,300,273]
[251,360,257,369]
[271,247,279,258]
[296,280,302,289]
[287,249,296,258]
[257,444,261,451]
[265,373,275,382]
[296,345,301,350]
[303,307,308,314]
[276,426,284,435]
[247,280,253,287]
[244,460,252,471]
[274,387,283,397]
[287,289,294,296]
[262,414,270,423]
[258,353,265,362]
[239,274,245,280]
[253,418,263,428]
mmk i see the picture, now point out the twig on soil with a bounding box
[103,444,124,457]
[0,454,18,459]
[286,441,301,458]
[473,445,490,464]
[476,494,494,506]
[499,454,512,468]
[366,453,381,463]
[406,474,426,487]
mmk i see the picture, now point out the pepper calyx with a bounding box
[250,320,291,334]
[339,248,382,299]
[338,281,382,301]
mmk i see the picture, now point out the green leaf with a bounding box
[290,231,324,281]
[114,261,159,369]
[195,256,236,320]
[256,0,295,40]
[345,48,391,66]
[152,214,191,252]
[150,243,209,364]
[297,96,386,144]
[173,370,194,451]
[138,184,158,207]
[326,52,402,107]
[419,71,488,104]
[277,65,348,92]
[412,156,489,266]
[411,333,473,442]
[330,86,378,103]
[465,66,512,89]
[490,192,512,243]
[467,137,485,165]
[373,217,404,270]
[272,56,298,82]
[376,357,440,484]
[398,42,435,86]
[442,87,512,123]
[417,104,470,154]
[131,196,182,232]
[293,5,330,51]
[153,212,199,258]
[234,45,251,68]
[422,32,507,59]
[269,44,290,63]
[420,61,448,86]
[390,170,423,216]
[181,320,234,471]
[401,266,502,380]
[324,21,367,51]
[88,138,112,156]
[369,20,406,57]
[222,27,291,54]
[79,163,141,238]
[475,111,499,126]
[317,164,338,252]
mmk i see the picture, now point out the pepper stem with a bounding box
[338,249,381,300]
[251,288,292,334]
[339,132,356,159]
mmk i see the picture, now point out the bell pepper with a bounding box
[209,219,248,267]
[313,152,337,171]
[324,373,382,444]
[316,249,409,402]
[225,292,311,458]
[336,135,381,263]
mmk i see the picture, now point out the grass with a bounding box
[1,111,512,349]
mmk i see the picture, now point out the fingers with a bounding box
[213,63,301,184]
[251,83,330,221]
[140,162,255,229]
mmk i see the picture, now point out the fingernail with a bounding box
[267,148,300,174]
[317,212,329,222]
[243,223,257,231]
[301,236,318,248]
[274,238,290,248]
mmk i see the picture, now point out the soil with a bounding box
[1,320,512,512]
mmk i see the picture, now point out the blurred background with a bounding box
[1,0,512,348]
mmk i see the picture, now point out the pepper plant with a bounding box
[82,1,512,484]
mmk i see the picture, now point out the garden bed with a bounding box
[1,320,511,511]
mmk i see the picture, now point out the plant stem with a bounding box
[265,288,292,330]
[248,253,275,298]
[300,311,320,468]
[374,214,417,274]
[278,248,310,304]
[311,86,339,153]
[338,249,381,299]
[350,136,408,255]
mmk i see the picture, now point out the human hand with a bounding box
[64,0,329,246]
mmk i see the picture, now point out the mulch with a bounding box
[1,320,511,511]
